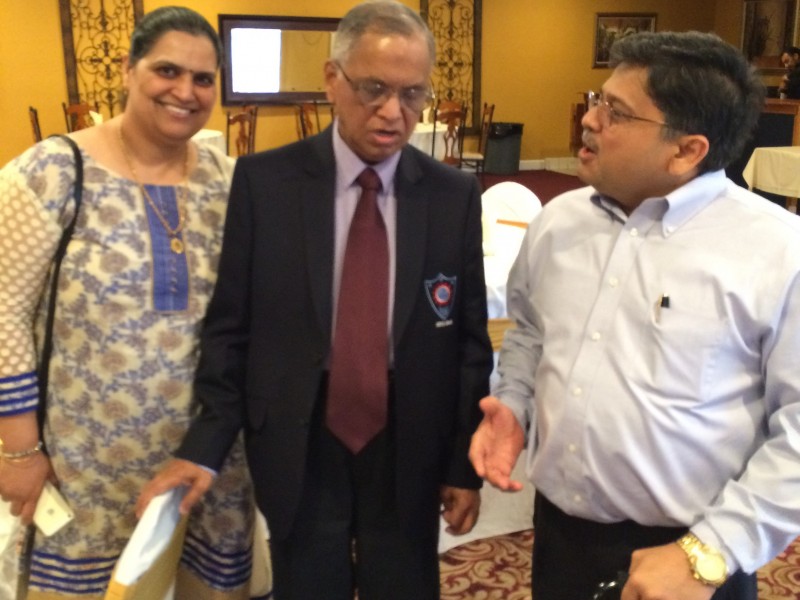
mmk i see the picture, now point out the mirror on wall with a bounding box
[741,0,799,72]
[218,15,340,105]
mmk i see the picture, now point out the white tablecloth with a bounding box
[408,122,448,161]
[191,129,226,154]
[742,146,800,197]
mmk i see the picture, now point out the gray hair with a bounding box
[331,0,435,66]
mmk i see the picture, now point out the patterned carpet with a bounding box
[439,530,800,599]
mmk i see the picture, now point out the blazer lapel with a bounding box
[393,148,428,348]
[302,130,337,341]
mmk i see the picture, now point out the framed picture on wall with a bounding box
[593,13,657,69]
[742,0,799,71]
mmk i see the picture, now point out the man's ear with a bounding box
[668,134,709,177]
[324,60,338,104]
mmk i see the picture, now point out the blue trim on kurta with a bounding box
[180,531,253,589]
[142,184,189,312]
[29,550,118,595]
[0,370,38,415]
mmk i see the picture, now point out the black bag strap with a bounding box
[36,135,84,435]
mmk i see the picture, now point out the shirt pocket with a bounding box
[647,307,727,399]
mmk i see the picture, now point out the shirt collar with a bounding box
[590,170,728,236]
[660,170,727,235]
[332,119,401,192]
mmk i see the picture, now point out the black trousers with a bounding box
[269,377,440,600]
[532,493,757,600]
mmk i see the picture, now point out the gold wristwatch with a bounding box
[676,532,729,588]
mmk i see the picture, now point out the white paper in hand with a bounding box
[0,499,20,554]
[34,481,74,536]
[113,488,186,585]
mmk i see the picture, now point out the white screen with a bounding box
[230,28,281,93]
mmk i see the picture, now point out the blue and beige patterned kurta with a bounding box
[0,136,256,599]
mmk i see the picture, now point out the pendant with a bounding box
[170,237,185,254]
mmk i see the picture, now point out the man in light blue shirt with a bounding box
[470,31,800,600]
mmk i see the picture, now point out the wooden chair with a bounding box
[225,105,258,156]
[62,101,97,132]
[295,101,333,139]
[29,106,43,142]
[431,99,466,166]
[460,102,495,180]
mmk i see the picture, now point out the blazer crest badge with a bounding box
[424,273,457,325]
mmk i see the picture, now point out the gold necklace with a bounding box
[118,126,189,254]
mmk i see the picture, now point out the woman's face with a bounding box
[123,30,218,143]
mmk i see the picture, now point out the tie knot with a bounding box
[357,168,382,193]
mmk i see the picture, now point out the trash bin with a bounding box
[484,122,523,175]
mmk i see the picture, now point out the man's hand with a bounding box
[621,542,716,600]
[468,396,525,491]
[440,486,480,535]
[135,459,213,519]
[0,452,53,525]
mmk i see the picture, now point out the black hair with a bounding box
[609,31,765,173]
[129,6,222,68]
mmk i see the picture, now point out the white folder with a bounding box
[105,488,187,600]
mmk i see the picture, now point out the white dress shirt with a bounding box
[496,169,800,574]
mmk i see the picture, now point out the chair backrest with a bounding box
[433,99,466,165]
[296,103,317,139]
[226,105,258,156]
[29,106,43,142]
[296,101,334,139]
[62,101,97,132]
[476,102,495,155]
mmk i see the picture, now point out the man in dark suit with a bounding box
[137,2,493,599]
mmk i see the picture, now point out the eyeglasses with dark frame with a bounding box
[587,91,668,128]
[336,62,435,113]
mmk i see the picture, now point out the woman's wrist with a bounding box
[0,438,44,462]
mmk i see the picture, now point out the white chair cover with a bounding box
[481,181,542,319]
[438,181,540,554]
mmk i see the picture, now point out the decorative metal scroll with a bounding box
[60,0,143,117]
[420,0,482,131]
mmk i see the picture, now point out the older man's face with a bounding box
[325,31,432,164]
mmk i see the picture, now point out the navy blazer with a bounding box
[177,127,493,540]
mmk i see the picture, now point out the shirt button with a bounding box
[630,228,639,237]
[573,386,582,396]
[609,276,619,287]
[568,443,577,453]
[591,331,601,341]
[574,494,582,503]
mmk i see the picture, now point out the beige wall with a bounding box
[0,0,748,166]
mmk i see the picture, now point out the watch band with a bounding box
[676,532,729,588]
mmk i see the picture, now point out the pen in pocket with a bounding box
[654,293,670,322]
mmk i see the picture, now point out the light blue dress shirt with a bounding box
[496,169,800,574]
[331,122,400,342]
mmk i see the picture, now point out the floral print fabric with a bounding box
[0,137,256,599]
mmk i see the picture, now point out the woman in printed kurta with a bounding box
[0,7,258,599]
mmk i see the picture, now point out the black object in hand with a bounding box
[591,571,628,600]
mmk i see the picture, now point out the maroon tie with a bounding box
[326,168,389,453]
